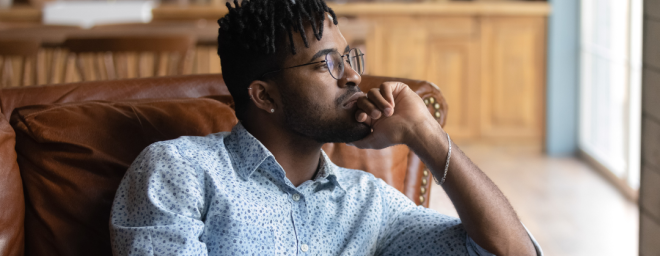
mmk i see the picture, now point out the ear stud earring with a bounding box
[271,109,275,113]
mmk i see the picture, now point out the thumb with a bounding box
[348,133,378,149]
[349,131,392,149]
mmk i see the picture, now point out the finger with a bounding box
[356,97,382,119]
[379,83,396,107]
[367,88,394,117]
[355,109,372,124]
[387,82,410,101]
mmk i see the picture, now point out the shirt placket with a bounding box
[264,159,313,255]
[288,188,311,255]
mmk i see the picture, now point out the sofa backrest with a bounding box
[0,74,230,121]
[0,74,447,256]
[0,112,24,256]
[12,98,238,256]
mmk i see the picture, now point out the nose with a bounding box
[339,61,361,88]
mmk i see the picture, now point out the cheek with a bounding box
[281,71,342,111]
[296,78,341,107]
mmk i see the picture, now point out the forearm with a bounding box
[406,120,535,256]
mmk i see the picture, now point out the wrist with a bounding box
[404,118,447,156]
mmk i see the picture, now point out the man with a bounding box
[110,0,542,255]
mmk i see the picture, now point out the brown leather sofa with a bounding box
[0,74,447,256]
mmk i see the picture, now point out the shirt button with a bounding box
[292,193,301,201]
[301,244,309,252]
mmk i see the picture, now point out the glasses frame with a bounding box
[259,48,365,80]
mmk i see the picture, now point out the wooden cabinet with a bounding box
[426,37,480,139]
[479,17,546,141]
[349,8,548,142]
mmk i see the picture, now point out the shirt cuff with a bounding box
[466,223,543,256]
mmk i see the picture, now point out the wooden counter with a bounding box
[0,1,550,142]
[153,2,550,20]
[1,2,550,22]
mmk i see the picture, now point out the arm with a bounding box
[409,119,536,256]
[110,142,208,256]
[351,82,536,256]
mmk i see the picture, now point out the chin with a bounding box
[315,121,371,144]
[281,98,371,143]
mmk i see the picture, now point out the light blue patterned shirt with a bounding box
[110,123,542,255]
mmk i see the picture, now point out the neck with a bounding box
[242,118,323,187]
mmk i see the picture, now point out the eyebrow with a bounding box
[308,45,351,62]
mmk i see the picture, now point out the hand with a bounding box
[350,82,437,149]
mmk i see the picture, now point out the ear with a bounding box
[247,80,279,114]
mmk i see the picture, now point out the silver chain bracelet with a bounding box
[434,132,451,186]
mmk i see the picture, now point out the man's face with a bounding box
[274,15,369,143]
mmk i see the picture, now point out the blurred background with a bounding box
[1,0,658,255]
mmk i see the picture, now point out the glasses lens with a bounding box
[326,51,344,79]
[349,48,365,75]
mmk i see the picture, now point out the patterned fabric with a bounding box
[110,123,542,255]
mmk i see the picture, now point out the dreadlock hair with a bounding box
[217,0,338,120]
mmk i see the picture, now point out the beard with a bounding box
[280,86,371,143]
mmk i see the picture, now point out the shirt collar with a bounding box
[224,122,275,181]
[313,151,342,192]
[225,122,342,191]
[314,150,335,180]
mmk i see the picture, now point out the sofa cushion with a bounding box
[0,74,230,122]
[10,98,237,256]
[0,112,24,256]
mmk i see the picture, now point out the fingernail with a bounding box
[359,113,367,122]
[384,108,393,116]
[371,110,381,119]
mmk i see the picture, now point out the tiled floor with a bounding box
[428,143,639,256]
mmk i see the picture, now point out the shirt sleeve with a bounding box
[374,178,543,256]
[110,142,209,256]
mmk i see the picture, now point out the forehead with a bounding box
[285,14,348,64]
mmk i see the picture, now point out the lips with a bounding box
[341,91,365,109]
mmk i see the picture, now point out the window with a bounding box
[579,0,642,190]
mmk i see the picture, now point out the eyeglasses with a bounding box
[260,48,365,80]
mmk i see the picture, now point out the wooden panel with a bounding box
[365,16,478,140]
[425,38,479,139]
[194,46,222,75]
[373,21,428,79]
[366,16,474,79]
[11,46,220,85]
[0,3,550,23]
[480,16,546,140]
[328,2,551,17]
[0,55,42,88]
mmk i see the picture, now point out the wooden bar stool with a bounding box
[61,35,196,82]
[0,39,42,88]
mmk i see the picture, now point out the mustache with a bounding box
[335,87,362,106]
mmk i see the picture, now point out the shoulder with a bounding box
[118,131,235,195]
[127,132,233,177]
[138,132,232,160]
